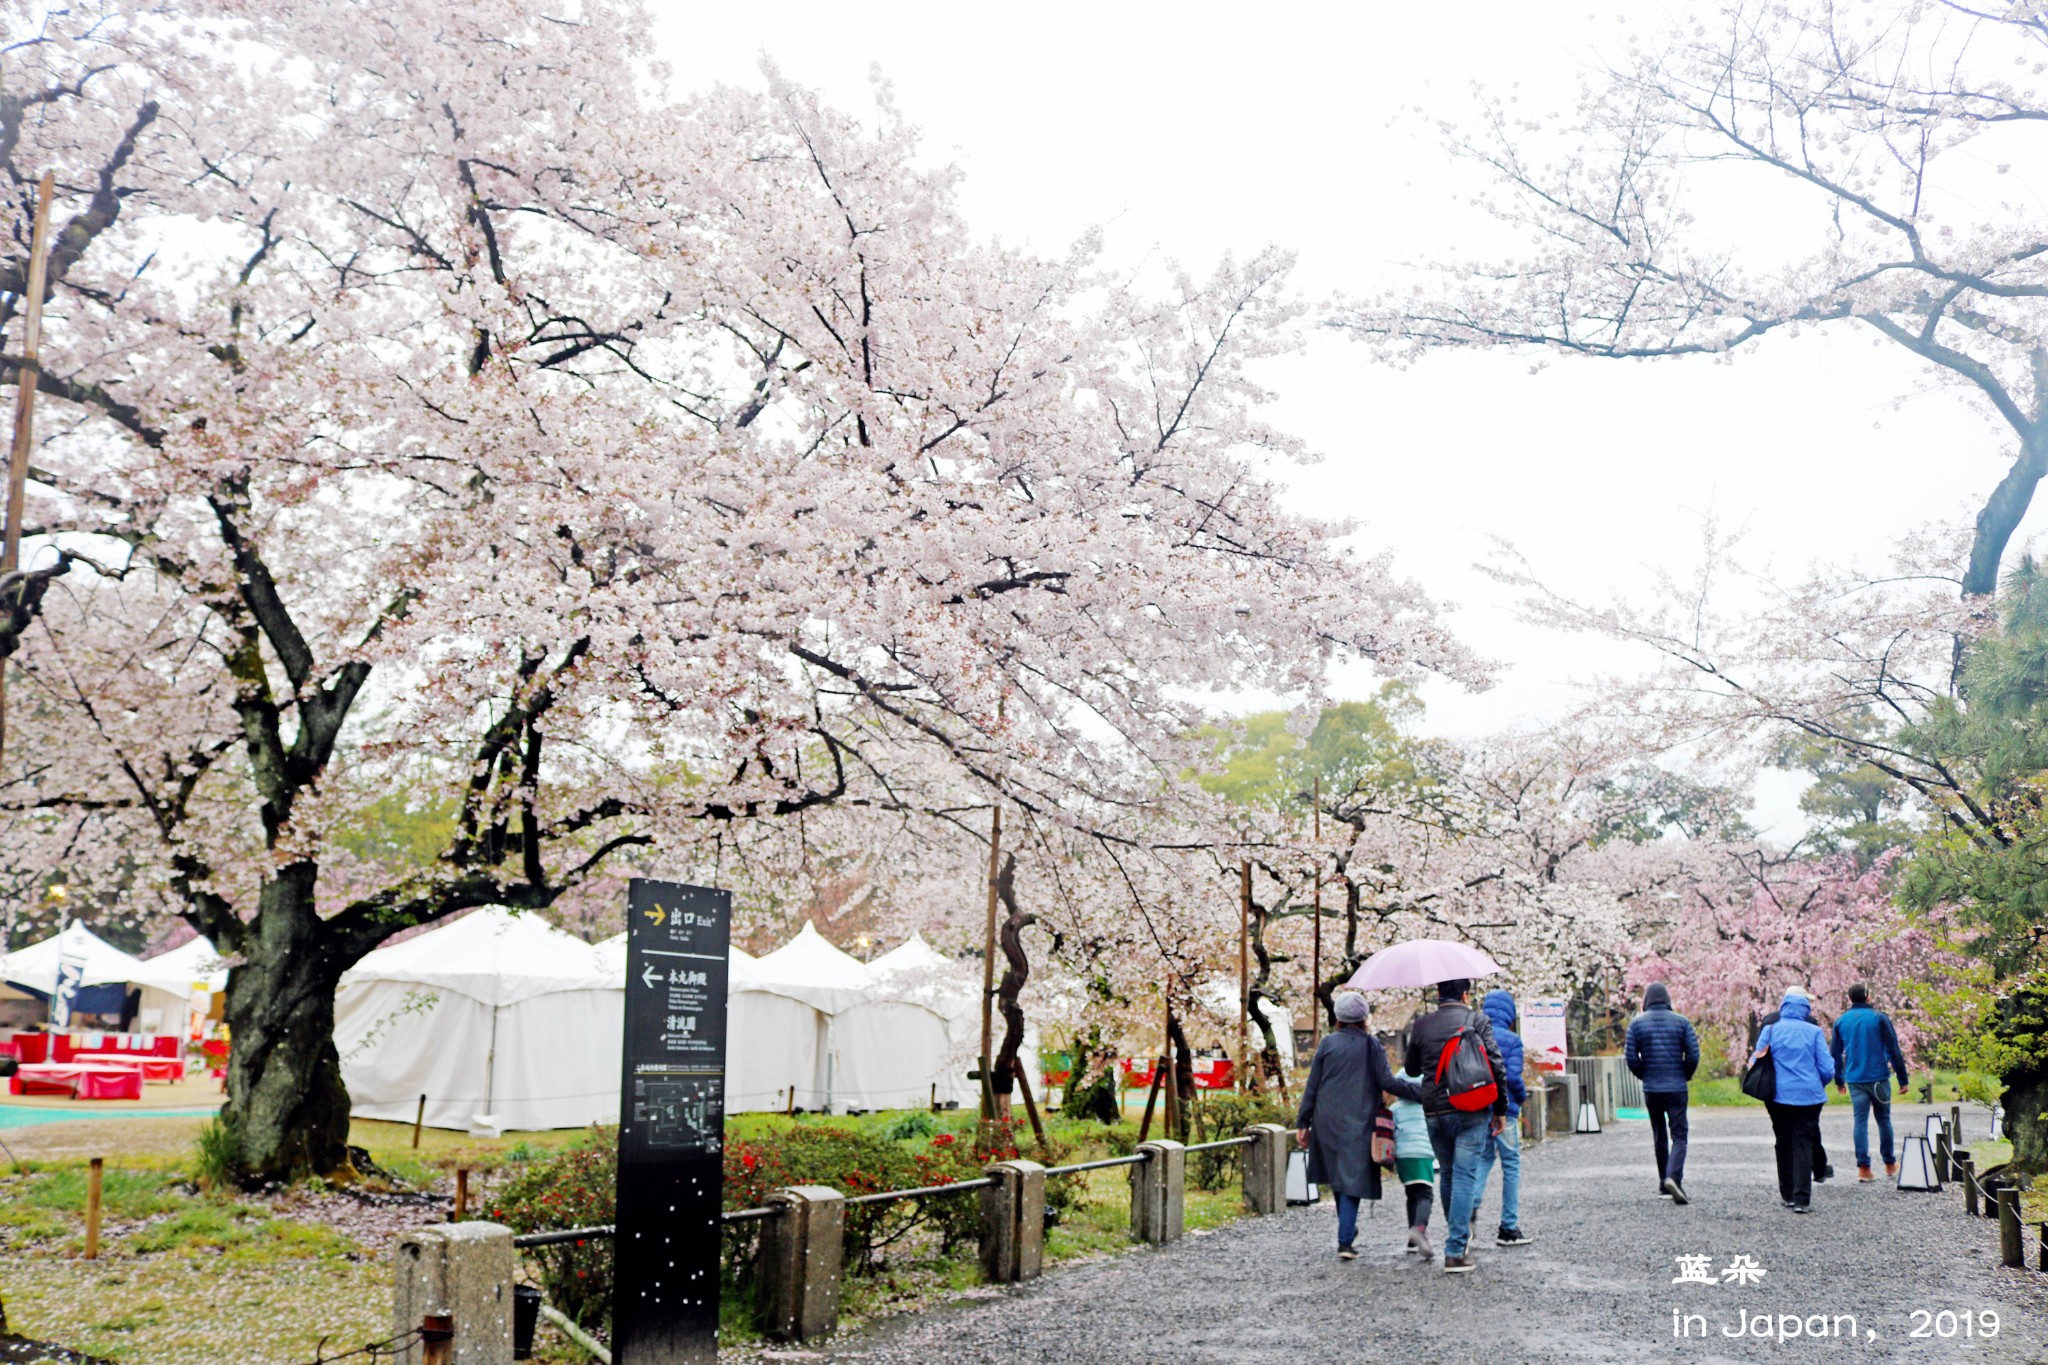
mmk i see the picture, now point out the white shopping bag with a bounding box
[1286,1147,1320,1206]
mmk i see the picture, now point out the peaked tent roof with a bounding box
[744,921,870,1014]
[340,908,614,1007]
[1,920,154,993]
[867,932,975,1011]
[135,936,228,994]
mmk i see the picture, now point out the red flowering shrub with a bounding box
[492,1131,617,1331]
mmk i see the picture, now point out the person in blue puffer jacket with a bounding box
[1625,983,1700,1203]
[1750,987,1836,1213]
[1467,989,1534,1247]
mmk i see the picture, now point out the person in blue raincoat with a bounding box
[1468,988,1534,1247]
[1749,987,1836,1213]
[1295,991,1425,1260]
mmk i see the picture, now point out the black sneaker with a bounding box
[1663,1178,1689,1205]
[1337,1244,1358,1260]
[1495,1227,1535,1247]
[1792,1203,1812,1214]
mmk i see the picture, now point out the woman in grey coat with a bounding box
[1294,991,1425,1259]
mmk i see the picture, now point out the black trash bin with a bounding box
[513,1284,543,1360]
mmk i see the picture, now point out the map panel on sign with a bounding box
[631,1073,724,1152]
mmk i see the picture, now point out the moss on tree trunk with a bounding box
[219,864,356,1183]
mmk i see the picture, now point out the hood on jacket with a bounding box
[1481,988,1518,1033]
[1643,983,1671,1011]
[1778,990,1812,1021]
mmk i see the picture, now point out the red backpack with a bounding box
[1433,1008,1500,1113]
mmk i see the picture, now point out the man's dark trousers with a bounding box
[1646,1091,1689,1187]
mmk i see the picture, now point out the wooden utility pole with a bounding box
[1238,859,1250,1092]
[0,171,56,785]
[1161,998,1178,1142]
[977,803,1003,1120]
[1311,776,1322,1049]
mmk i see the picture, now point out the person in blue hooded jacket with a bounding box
[1466,988,1535,1247]
[1750,987,1837,1213]
[1625,983,1700,1203]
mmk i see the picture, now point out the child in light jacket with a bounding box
[1391,1068,1436,1260]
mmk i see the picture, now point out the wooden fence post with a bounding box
[84,1157,102,1260]
[412,1095,426,1149]
[1959,1155,1977,1216]
[454,1168,469,1222]
[1999,1188,2024,1268]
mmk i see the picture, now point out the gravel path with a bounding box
[821,1104,2048,1364]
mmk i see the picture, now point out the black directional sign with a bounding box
[615,879,730,1364]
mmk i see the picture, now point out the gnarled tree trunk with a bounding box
[991,853,1037,1121]
[220,865,356,1182]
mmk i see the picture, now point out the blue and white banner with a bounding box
[51,953,86,1029]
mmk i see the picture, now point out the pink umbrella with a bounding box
[1344,939,1502,991]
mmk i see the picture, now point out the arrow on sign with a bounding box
[643,906,666,926]
[642,964,661,990]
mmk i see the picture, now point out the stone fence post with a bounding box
[980,1159,1047,1283]
[1239,1125,1288,1215]
[1130,1140,1185,1245]
[392,1222,514,1365]
[759,1185,845,1343]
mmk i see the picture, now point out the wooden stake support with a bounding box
[453,1167,469,1222]
[1135,1055,1166,1144]
[419,1311,455,1365]
[84,1156,102,1260]
[411,1094,425,1149]
[1014,1065,1050,1153]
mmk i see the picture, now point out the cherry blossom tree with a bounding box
[1342,0,2048,597]
[0,0,1473,1179]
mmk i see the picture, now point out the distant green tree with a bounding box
[1591,764,1755,846]
[1897,559,2048,975]
[1769,711,1915,865]
[1195,681,1436,815]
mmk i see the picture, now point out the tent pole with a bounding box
[0,172,54,802]
[483,1002,499,1117]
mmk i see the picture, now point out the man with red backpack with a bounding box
[1404,978,1510,1274]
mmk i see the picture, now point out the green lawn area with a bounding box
[1689,1068,1996,1107]
[3,1101,1272,1363]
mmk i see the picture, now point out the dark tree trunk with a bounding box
[990,854,1036,1116]
[1964,439,2048,599]
[2003,1071,2048,1176]
[1166,1010,1195,1144]
[1244,884,1285,1092]
[220,863,356,1183]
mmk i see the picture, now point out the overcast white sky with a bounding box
[648,1,2046,836]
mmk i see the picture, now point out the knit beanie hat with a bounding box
[1334,991,1369,1024]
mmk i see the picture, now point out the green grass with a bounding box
[1688,1068,1999,1107]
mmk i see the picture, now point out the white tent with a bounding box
[134,936,229,995]
[1194,980,1297,1072]
[866,932,1041,1111]
[1,920,190,1031]
[334,909,622,1132]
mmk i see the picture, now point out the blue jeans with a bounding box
[1470,1117,1521,1232]
[1849,1081,1896,1167]
[1427,1110,1491,1257]
[1335,1191,1361,1248]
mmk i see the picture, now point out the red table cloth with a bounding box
[72,1053,185,1083]
[1117,1057,1237,1091]
[4,1034,50,1064]
[50,1033,176,1063]
[8,1063,145,1100]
